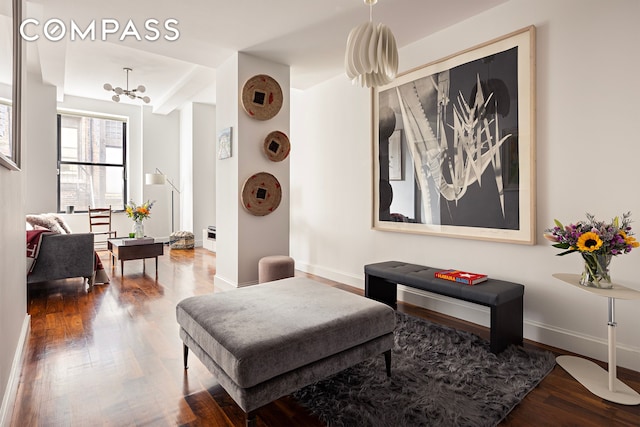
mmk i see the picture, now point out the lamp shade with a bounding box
[145,173,166,185]
[345,21,398,88]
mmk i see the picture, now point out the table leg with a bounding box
[608,297,616,392]
[155,256,158,278]
[120,260,124,275]
[556,296,640,405]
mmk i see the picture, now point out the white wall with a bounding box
[177,101,216,243]
[216,53,290,288]
[22,71,57,214]
[290,0,640,370]
[179,104,192,233]
[22,88,181,240]
[143,105,180,239]
[192,102,216,243]
[0,97,28,427]
[215,54,239,285]
[1,37,28,424]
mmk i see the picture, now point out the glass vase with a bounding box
[579,253,613,288]
[132,221,145,239]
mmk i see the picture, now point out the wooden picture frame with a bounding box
[372,26,536,244]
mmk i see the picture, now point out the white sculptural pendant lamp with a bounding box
[344,0,399,88]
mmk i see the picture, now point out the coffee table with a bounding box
[108,238,164,277]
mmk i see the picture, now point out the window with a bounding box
[57,113,127,212]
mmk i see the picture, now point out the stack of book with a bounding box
[119,237,155,246]
[434,269,488,285]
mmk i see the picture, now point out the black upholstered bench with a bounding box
[364,261,524,353]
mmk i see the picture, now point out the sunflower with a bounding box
[576,231,603,252]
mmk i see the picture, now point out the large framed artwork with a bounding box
[373,26,536,244]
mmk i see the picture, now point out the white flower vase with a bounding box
[133,221,145,238]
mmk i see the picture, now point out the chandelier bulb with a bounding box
[112,95,120,102]
[137,85,146,93]
[142,96,150,104]
[114,87,123,95]
[103,83,113,91]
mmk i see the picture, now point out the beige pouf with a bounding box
[170,231,195,249]
[258,255,295,283]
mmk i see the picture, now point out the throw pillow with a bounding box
[50,214,72,234]
[25,214,65,234]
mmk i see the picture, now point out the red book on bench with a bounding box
[434,269,488,285]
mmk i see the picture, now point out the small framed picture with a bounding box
[218,127,232,160]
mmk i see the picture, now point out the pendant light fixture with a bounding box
[103,67,150,103]
[344,0,398,88]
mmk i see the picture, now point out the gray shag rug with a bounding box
[293,312,555,427]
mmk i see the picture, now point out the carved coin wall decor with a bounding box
[263,131,290,162]
[241,74,283,120]
[241,172,282,216]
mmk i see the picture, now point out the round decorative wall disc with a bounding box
[263,131,290,162]
[241,172,282,216]
[241,74,283,120]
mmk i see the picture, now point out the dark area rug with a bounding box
[293,312,556,427]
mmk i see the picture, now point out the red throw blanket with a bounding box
[26,229,49,273]
[26,230,110,284]
[93,253,109,284]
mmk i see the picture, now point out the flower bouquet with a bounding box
[125,200,155,238]
[544,212,638,288]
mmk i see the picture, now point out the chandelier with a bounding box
[103,67,150,103]
[344,0,398,88]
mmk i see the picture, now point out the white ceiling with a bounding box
[18,0,508,114]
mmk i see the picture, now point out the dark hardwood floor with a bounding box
[12,249,640,426]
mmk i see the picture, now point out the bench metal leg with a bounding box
[384,350,391,377]
[490,296,524,353]
[183,343,189,369]
[365,274,398,309]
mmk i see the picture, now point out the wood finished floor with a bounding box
[11,248,640,426]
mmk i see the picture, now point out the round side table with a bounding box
[552,273,640,405]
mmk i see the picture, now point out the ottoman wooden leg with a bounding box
[246,410,257,427]
[183,344,189,369]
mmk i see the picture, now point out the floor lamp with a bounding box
[145,168,180,233]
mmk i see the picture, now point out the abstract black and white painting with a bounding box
[372,27,536,244]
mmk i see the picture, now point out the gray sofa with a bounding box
[28,233,96,285]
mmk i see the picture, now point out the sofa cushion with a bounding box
[176,277,395,389]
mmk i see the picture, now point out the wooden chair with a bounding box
[88,206,116,250]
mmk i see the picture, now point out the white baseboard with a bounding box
[295,262,640,372]
[214,274,258,290]
[0,315,30,427]
[295,261,363,288]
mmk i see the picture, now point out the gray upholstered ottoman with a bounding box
[176,277,395,427]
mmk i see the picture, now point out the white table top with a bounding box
[552,273,640,300]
